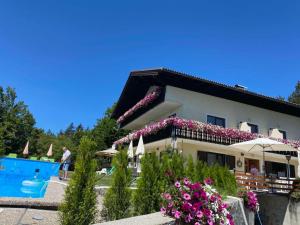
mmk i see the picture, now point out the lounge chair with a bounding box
[29,156,38,160]
[7,153,17,158]
[40,157,49,161]
[48,158,55,162]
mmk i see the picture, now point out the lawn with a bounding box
[96,174,137,187]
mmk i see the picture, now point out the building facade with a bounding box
[112,68,300,177]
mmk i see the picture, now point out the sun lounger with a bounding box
[7,153,17,158]
[29,156,38,160]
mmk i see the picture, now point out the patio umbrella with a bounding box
[231,138,297,176]
[23,141,29,156]
[135,135,145,156]
[136,135,145,173]
[127,140,134,158]
[46,144,53,157]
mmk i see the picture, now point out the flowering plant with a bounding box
[114,117,300,149]
[238,190,259,212]
[117,87,161,124]
[161,178,234,225]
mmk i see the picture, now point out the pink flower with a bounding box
[160,207,166,215]
[204,177,213,185]
[183,178,190,186]
[164,193,172,200]
[174,211,181,219]
[196,210,203,218]
[183,193,191,201]
[175,181,181,188]
[195,223,200,225]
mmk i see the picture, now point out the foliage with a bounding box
[238,190,259,212]
[0,86,38,155]
[92,105,129,151]
[159,149,185,190]
[102,150,132,221]
[59,137,98,225]
[133,152,161,215]
[288,81,300,104]
[193,161,237,196]
[161,178,234,225]
[185,155,195,181]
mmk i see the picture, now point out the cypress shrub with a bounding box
[185,155,195,181]
[59,136,98,225]
[133,152,161,215]
[102,150,131,220]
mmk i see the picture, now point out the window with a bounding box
[265,161,295,178]
[197,151,235,170]
[279,130,287,139]
[248,123,258,134]
[207,115,225,128]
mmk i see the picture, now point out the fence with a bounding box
[235,172,296,193]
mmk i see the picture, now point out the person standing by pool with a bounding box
[60,147,71,180]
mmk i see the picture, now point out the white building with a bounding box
[112,68,300,177]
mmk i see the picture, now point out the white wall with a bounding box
[165,86,300,140]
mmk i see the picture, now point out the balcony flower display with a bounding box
[117,87,161,124]
[161,178,234,225]
[114,117,300,149]
[238,190,259,212]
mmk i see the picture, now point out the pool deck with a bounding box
[0,176,66,209]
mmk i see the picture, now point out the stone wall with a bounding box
[94,197,252,225]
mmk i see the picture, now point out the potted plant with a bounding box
[161,177,234,225]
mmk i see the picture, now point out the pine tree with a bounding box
[133,153,161,215]
[102,150,132,220]
[59,137,97,225]
[288,81,300,104]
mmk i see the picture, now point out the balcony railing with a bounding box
[174,128,242,145]
[131,125,243,147]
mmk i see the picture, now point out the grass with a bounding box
[96,174,137,187]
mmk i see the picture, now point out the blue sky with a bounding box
[0,1,299,132]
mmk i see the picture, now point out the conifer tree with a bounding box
[133,153,161,215]
[102,150,131,220]
[59,137,97,225]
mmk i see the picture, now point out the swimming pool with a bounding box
[0,157,60,198]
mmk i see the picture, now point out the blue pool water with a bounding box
[0,157,60,198]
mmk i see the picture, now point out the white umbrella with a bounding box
[127,140,134,158]
[135,135,145,173]
[135,135,145,156]
[46,144,53,157]
[23,141,29,155]
[231,138,297,176]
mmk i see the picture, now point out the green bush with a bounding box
[59,137,98,225]
[102,150,132,221]
[133,153,161,215]
[159,150,185,190]
[185,155,195,181]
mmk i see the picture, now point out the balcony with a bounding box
[118,87,181,130]
[115,117,299,157]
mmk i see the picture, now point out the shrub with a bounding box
[159,150,185,191]
[161,177,234,225]
[59,137,98,225]
[102,150,132,220]
[133,152,161,215]
[185,155,195,181]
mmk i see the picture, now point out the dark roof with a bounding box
[112,68,300,119]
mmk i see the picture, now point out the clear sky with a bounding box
[0,1,299,132]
